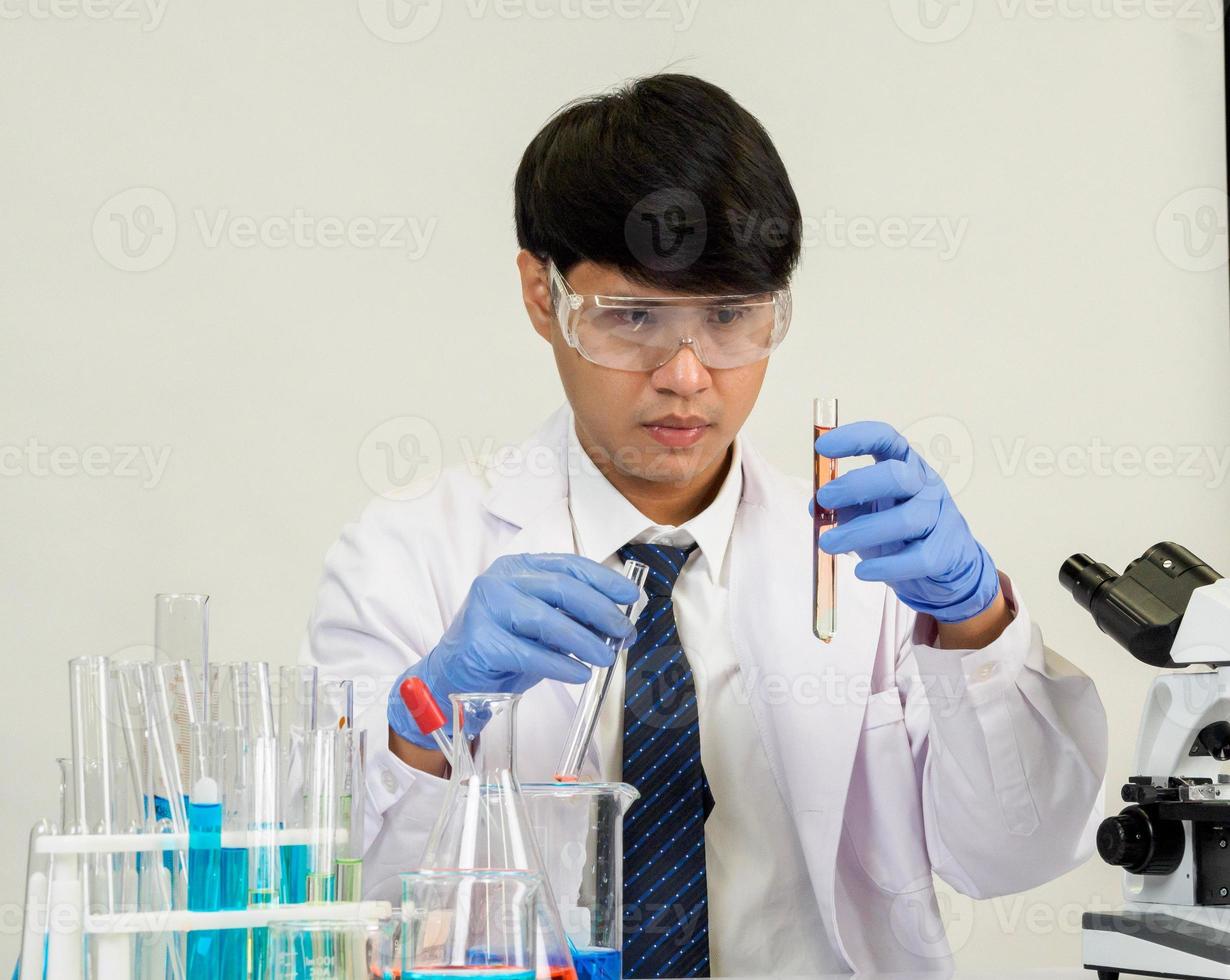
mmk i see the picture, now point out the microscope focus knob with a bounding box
[1097,805,1184,875]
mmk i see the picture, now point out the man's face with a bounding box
[518,253,770,488]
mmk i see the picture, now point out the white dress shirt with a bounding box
[565,422,845,976]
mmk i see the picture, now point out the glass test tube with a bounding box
[248,733,280,980]
[187,723,223,980]
[814,397,839,642]
[319,678,354,731]
[277,666,317,904]
[554,558,650,782]
[336,728,367,902]
[306,728,339,903]
[218,726,249,980]
[155,593,210,721]
[19,820,56,980]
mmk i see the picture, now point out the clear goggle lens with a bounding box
[549,262,791,371]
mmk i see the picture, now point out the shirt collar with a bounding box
[565,414,743,586]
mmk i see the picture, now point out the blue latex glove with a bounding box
[814,420,1000,623]
[388,553,641,750]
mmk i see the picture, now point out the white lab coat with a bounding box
[305,405,1109,974]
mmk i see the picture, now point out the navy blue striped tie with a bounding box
[619,541,711,979]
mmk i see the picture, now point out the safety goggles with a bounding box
[547,261,792,371]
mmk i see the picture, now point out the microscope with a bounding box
[1061,542,1230,980]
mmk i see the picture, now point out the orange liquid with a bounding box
[814,424,837,642]
[550,968,579,980]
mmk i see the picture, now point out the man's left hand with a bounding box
[814,420,1000,624]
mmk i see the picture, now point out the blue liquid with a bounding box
[186,800,222,979]
[572,947,620,980]
[154,795,175,879]
[279,843,309,904]
[249,888,275,980]
[219,848,248,979]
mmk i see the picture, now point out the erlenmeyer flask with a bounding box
[420,693,577,980]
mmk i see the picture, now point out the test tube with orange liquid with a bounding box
[814,397,839,642]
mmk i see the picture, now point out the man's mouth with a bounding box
[642,415,711,448]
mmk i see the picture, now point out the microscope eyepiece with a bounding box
[1059,554,1119,612]
[1058,542,1222,668]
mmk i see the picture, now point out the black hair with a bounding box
[514,73,802,294]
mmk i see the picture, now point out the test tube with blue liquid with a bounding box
[187,723,223,979]
[218,725,250,979]
[277,665,317,904]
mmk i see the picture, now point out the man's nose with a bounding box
[651,342,711,396]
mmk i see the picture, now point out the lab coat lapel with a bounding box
[480,406,602,768]
[729,440,880,968]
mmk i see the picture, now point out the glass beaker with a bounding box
[267,918,372,980]
[401,870,540,979]
[420,694,577,980]
[520,784,638,980]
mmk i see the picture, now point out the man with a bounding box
[305,74,1108,975]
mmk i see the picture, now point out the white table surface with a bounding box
[707,972,1110,978]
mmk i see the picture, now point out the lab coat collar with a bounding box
[564,413,743,586]
[483,403,759,541]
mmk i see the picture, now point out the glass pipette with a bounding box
[554,558,649,782]
[813,397,839,642]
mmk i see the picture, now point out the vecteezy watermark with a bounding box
[624,196,968,275]
[887,880,1118,960]
[883,415,1230,497]
[625,188,708,272]
[889,0,977,43]
[93,187,178,272]
[0,0,169,30]
[357,0,699,43]
[901,415,976,496]
[357,416,444,501]
[800,210,968,260]
[735,208,968,260]
[193,209,436,256]
[93,187,437,271]
[890,0,1220,42]
[0,440,172,489]
[1156,186,1229,273]
[992,435,1230,489]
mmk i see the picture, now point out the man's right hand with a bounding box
[387,553,641,750]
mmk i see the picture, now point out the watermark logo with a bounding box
[902,414,975,497]
[357,0,699,41]
[992,435,1230,488]
[93,188,437,268]
[887,879,977,960]
[889,0,975,43]
[357,416,443,500]
[92,187,177,272]
[357,0,443,43]
[891,0,1221,42]
[732,209,969,261]
[625,188,708,273]
[0,439,172,489]
[0,0,169,30]
[192,208,436,256]
[1156,186,1228,273]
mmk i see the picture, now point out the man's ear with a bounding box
[516,249,554,343]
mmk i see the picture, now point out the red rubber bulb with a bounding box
[399,676,446,736]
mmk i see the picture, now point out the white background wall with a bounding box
[1,0,1227,969]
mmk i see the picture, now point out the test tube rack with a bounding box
[20,826,389,980]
